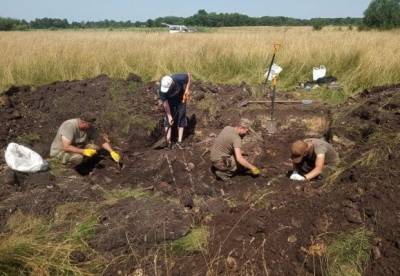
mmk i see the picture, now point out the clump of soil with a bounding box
[0,75,399,275]
[91,197,191,256]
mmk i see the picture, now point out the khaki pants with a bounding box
[51,144,98,166]
[212,156,237,181]
[53,151,84,166]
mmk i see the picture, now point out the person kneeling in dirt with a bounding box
[49,115,121,166]
[210,119,261,181]
[290,138,339,181]
[159,73,191,149]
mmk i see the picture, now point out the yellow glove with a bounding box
[251,167,261,176]
[110,151,121,163]
[82,148,97,157]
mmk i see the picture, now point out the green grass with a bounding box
[15,132,41,146]
[325,131,400,188]
[324,228,372,276]
[70,217,97,242]
[102,187,150,204]
[301,87,349,105]
[170,227,210,255]
[3,28,399,102]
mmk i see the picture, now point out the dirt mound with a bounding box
[0,76,399,275]
[90,197,191,256]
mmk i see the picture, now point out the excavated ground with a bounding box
[0,75,399,275]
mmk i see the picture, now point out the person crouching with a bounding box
[210,119,261,181]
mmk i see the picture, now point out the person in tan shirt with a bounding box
[290,138,340,181]
[210,119,260,181]
[50,114,120,166]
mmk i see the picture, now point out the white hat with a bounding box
[160,76,173,93]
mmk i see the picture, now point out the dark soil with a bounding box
[0,75,399,275]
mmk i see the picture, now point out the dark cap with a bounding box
[80,112,97,123]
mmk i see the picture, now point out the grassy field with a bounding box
[0,27,399,95]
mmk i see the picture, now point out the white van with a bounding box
[162,23,190,33]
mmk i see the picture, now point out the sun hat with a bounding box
[160,76,173,93]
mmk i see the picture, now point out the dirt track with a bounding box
[0,75,399,275]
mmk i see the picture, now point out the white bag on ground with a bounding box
[313,65,326,81]
[290,172,306,181]
[5,143,48,173]
[265,63,283,81]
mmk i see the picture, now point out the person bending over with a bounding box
[159,73,191,149]
[210,119,260,181]
[290,138,339,181]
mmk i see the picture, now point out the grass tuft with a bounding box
[170,227,210,254]
[0,212,92,275]
[70,217,98,242]
[324,228,372,276]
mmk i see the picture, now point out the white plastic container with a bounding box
[313,65,327,81]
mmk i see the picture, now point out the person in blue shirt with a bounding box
[159,73,191,148]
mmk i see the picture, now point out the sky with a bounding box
[0,0,372,22]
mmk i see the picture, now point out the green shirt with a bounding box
[305,138,340,166]
[210,126,242,162]
[50,119,96,156]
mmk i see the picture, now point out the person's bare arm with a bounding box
[304,154,325,180]
[101,142,113,153]
[163,101,173,125]
[234,147,256,170]
[185,73,191,94]
[62,136,84,154]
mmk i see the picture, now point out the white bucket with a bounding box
[313,65,326,81]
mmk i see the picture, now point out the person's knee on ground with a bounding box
[56,152,84,166]
[85,144,99,150]
[214,168,234,181]
[211,156,237,181]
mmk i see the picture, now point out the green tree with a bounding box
[0,17,15,31]
[363,0,400,29]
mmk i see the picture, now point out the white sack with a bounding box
[265,63,283,81]
[5,143,48,173]
[290,173,306,181]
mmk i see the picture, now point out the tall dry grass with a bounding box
[0,27,399,94]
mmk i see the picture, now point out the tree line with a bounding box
[0,12,362,31]
[1,0,399,31]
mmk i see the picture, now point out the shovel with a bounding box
[262,43,281,134]
[151,111,179,150]
[266,77,278,134]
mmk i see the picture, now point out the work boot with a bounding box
[214,169,231,182]
[166,141,173,150]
